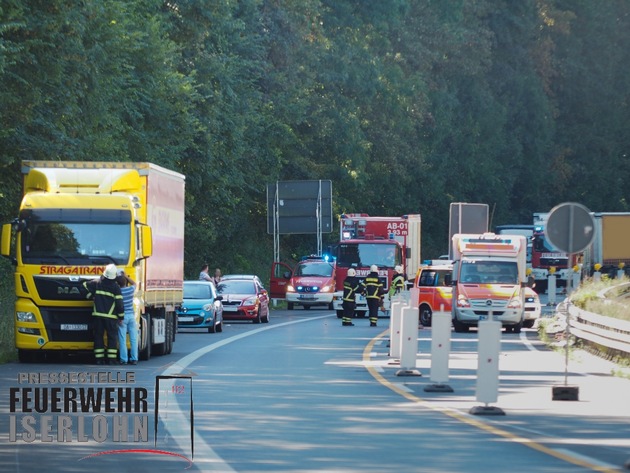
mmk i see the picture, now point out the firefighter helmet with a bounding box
[103,264,118,280]
[370,264,378,272]
[395,265,403,273]
[347,268,356,277]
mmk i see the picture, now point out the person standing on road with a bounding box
[526,268,536,289]
[117,270,138,365]
[212,268,223,286]
[199,264,212,281]
[342,268,362,326]
[83,264,124,365]
[364,264,384,327]
[388,265,406,298]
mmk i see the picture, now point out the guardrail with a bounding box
[566,286,630,359]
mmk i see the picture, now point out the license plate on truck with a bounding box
[61,324,88,331]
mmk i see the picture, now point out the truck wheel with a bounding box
[452,318,469,333]
[419,305,432,327]
[523,320,535,329]
[336,310,343,319]
[172,314,177,342]
[287,302,294,310]
[165,314,174,354]
[512,321,523,334]
[140,314,151,361]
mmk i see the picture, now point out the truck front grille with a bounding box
[34,276,90,301]
[40,307,93,342]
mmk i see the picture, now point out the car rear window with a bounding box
[217,280,255,294]
[184,284,213,299]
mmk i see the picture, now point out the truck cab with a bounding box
[414,263,453,327]
[270,256,336,309]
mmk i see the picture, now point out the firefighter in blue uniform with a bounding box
[83,263,125,365]
[364,264,384,326]
[342,268,361,326]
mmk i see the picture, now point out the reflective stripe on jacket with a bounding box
[83,279,124,320]
[343,276,362,302]
[363,272,383,299]
[389,273,405,297]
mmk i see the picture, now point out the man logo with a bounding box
[58,287,81,295]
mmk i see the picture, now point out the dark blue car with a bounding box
[177,281,224,333]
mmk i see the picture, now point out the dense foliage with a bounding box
[2,0,630,281]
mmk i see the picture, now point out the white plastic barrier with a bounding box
[475,319,501,405]
[572,272,581,293]
[388,299,405,359]
[396,306,420,376]
[428,310,451,385]
[548,274,557,305]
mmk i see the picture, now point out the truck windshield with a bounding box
[336,243,400,268]
[460,260,518,284]
[295,262,334,277]
[533,233,564,254]
[19,209,132,265]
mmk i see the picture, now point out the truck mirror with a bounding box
[1,223,11,257]
[141,225,153,258]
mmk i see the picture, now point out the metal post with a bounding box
[316,180,322,256]
[274,182,280,264]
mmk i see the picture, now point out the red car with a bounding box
[216,276,270,323]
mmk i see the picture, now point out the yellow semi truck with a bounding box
[1,161,185,362]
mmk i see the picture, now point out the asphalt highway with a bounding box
[0,307,628,473]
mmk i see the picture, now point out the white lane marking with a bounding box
[161,314,334,470]
[519,330,539,352]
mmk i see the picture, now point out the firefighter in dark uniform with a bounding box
[83,263,125,365]
[342,268,361,326]
[364,264,384,326]
[388,265,406,298]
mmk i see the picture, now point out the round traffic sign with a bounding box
[545,202,595,254]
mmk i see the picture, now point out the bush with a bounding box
[571,275,630,322]
[0,258,16,363]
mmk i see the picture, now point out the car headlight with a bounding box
[17,311,37,323]
[286,285,295,293]
[456,295,470,308]
[202,303,213,312]
[320,285,332,293]
[243,296,258,306]
[525,297,535,303]
[508,297,522,309]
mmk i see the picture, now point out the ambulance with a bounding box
[451,233,527,333]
